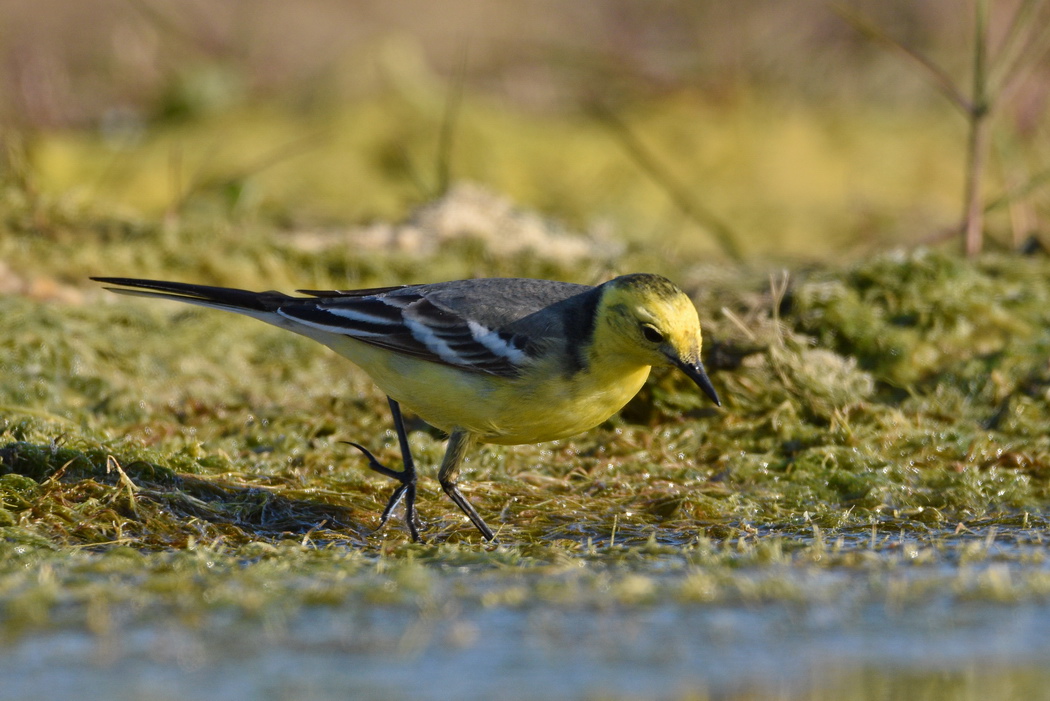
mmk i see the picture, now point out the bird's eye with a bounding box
[641,324,665,344]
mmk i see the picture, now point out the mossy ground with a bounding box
[3,82,1050,698]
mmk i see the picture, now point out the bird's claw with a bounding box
[342,440,425,542]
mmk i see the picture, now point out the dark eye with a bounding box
[641,324,664,344]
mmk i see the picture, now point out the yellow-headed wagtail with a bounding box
[92,274,721,541]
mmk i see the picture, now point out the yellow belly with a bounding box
[320,335,651,445]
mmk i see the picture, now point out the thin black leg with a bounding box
[386,398,424,536]
[344,397,423,541]
[438,430,496,541]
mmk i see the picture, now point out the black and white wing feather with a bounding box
[282,291,534,376]
[91,277,593,378]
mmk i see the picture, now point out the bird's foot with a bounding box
[344,441,425,542]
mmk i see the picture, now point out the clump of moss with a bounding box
[790,249,1050,389]
[0,440,367,548]
[2,246,1050,647]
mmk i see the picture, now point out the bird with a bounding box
[92,273,721,542]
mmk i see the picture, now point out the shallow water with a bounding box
[6,547,1050,701]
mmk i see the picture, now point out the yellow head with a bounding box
[595,273,720,405]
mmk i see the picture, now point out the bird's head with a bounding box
[597,273,721,406]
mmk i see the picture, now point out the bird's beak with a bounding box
[671,356,721,407]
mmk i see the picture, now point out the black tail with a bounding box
[91,277,295,312]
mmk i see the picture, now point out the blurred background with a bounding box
[1,0,1047,266]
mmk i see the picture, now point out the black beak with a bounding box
[672,356,721,407]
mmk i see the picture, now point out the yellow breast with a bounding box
[320,335,651,446]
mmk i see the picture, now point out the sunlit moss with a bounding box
[3,111,1050,644]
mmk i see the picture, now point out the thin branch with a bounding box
[995,2,1050,104]
[988,0,1040,92]
[435,45,469,198]
[829,2,973,114]
[984,165,1050,212]
[174,131,326,212]
[963,0,991,257]
[593,104,744,262]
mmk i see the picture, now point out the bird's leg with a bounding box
[438,430,495,541]
[345,397,423,542]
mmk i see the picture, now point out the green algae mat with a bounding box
[4,225,1050,698]
[6,0,1050,693]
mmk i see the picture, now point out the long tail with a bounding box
[91,277,295,315]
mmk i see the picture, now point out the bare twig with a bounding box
[989,0,1040,92]
[829,2,972,113]
[593,104,744,262]
[831,0,1007,257]
[963,0,991,257]
[434,45,469,198]
[171,131,326,214]
[990,0,1050,101]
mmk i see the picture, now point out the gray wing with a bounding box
[282,279,596,377]
[93,276,597,378]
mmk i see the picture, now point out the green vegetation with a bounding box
[2,2,1050,697]
[4,209,1050,614]
[5,103,1050,698]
